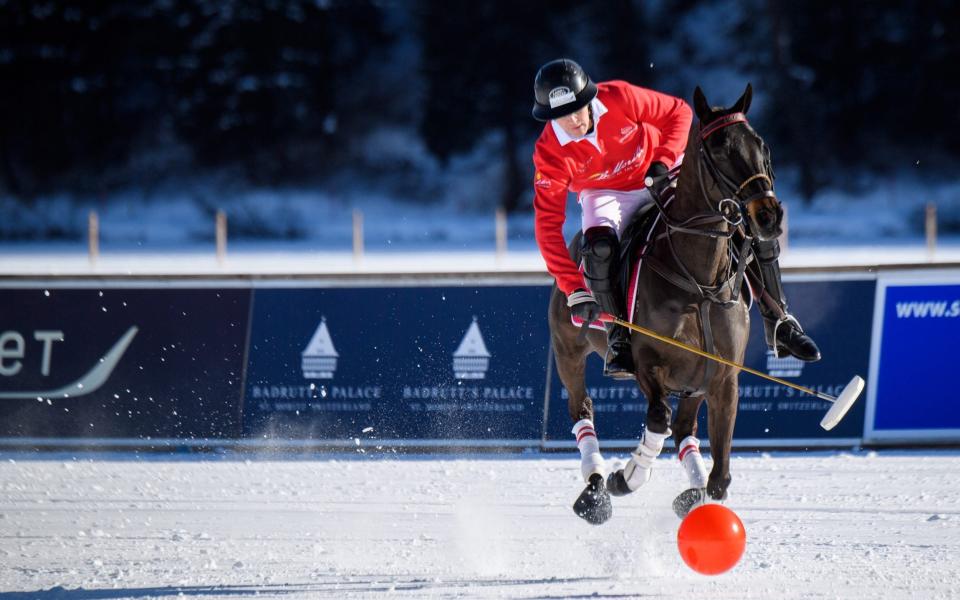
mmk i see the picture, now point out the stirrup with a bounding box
[603,344,634,379]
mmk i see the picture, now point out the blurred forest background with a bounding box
[1,0,958,241]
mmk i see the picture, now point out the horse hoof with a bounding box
[672,487,707,518]
[606,469,634,497]
[573,473,612,525]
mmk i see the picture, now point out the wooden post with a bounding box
[495,207,507,264]
[352,209,364,264]
[216,210,227,265]
[778,203,789,256]
[926,202,937,261]
[87,210,99,266]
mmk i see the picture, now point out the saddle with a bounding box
[617,192,669,321]
[571,176,753,332]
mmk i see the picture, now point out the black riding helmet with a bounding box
[532,59,598,122]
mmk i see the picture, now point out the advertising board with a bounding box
[242,284,552,446]
[0,285,250,443]
[865,272,960,443]
[543,276,874,449]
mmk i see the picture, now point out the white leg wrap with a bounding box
[572,419,606,482]
[622,427,672,491]
[678,435,708,488]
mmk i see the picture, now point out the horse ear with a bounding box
[693,86,711,121]
[733,83,753,114]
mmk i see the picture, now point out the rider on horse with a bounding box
[530,58,821,379]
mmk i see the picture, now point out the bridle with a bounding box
[638,110,779,398]
[645,111,778,308]
[697,112,776,210]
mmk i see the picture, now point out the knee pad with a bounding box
[583,226,617,259]
[581,227,619,281]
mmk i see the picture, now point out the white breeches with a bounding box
[579,188,654,238]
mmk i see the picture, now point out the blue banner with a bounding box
[869,281,960,440]
[544,278,874,447]
[544,362,708,448]
[243,285,552,444]
[0,274,902,448]
[734,278,872,443]
[0,288,250,440]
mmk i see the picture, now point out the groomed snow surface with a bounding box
[2,450,959,599]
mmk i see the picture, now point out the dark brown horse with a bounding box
[549,84,784,524]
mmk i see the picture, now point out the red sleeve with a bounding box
[615,81,692,167]
[532,138,585,295]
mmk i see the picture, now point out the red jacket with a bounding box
[532,80,692,295]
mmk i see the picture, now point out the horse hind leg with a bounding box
[550,292,612,525]
[561,366,613,525]
[553,328,606,483]
[671,439,710,518]
[671,396,711,518]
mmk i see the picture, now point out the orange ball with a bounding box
[677,504,746,575]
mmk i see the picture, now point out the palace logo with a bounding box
[301,318,339,380]
[452,317,491,380]
[766,351,803,378]
[0,326,138,400]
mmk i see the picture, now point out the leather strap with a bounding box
[699,112,748,140]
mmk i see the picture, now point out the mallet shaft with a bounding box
[603,315,835,403]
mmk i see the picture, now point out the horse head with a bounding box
[693,84,783,241]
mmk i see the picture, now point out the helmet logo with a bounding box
[548,86,577,108]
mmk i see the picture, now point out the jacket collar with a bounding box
[551,97,607,151]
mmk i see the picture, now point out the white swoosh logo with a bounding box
[0,326,138,400]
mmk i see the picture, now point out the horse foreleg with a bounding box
[705,375,739,501]
[607,373,672,496]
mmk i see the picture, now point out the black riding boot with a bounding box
[753,238,821,362]
[582,227,635,379]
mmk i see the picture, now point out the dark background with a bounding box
[1,1,957,214]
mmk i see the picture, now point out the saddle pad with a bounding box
[623,189,675,323]
[570,314,607,331]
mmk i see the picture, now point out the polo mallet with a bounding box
[597,313,864,430]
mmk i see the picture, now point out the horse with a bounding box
[547,84,784,525]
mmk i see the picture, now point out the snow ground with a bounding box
[1,450,959,599]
